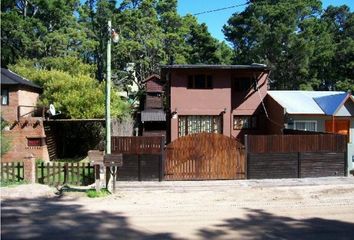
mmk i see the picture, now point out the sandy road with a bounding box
[2,177,354,239]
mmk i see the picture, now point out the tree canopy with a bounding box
[10,58,128,119]
[1,0,352,99]
[223,0,353,91]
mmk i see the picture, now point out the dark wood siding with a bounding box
[246,134,347,179]
[246,134,346,153]
[145,95,163,109]
[300,152,345,178]
[248,153,298,179]
[117,155,161,181]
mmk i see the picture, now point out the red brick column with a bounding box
[23,154,36,183]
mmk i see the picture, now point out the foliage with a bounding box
[223,0,353,91]
[86,188,111,198]
[0,180,27,188]
[1,118,11,157]
[10,58,128,119]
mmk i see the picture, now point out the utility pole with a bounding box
[106,20,112,154]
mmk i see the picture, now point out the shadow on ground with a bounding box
[1,197,177,240]
[197,208,354,240]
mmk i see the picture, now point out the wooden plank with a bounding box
[246,134,347,153]
[165,133,245,180]
[300,152,345,178]
[248,153,298,179]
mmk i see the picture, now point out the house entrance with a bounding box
[164,133,246,180]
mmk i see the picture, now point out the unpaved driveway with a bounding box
[2,177,354,239]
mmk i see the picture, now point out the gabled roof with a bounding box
[313,93,349,115]
[268,91,351,115]
[1,68,42,91]
[161,64,270,71]
[142,74,160,83]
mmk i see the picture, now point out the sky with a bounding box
[177,0,354,42]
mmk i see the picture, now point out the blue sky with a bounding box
[177,0,354,42]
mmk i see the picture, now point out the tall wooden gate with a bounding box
[164,133,245,180]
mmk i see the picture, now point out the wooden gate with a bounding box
[164,133,245,180]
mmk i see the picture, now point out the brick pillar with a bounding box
[23,154,36,183]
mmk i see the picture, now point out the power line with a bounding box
[193,1,250,16]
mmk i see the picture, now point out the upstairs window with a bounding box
[1,88,9,105]
[187,75,213,89]
[234,77,255,92]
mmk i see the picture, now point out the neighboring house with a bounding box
[1,68,49,162]
[161,64,270,143]
[140,74,166,136]
[267,90,354,173]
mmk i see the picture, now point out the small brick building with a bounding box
[1,68,49,162]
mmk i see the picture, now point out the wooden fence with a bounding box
[36,162,94,186]
[0,162,24,182]
[246,134,347,179]
[112,136,164,154]
[111,136,165,181]
[165,133,246,180]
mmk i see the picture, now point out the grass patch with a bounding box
[86,188,111,198]
[0,180,27,187]
[55,157,89,163]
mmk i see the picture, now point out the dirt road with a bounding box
[2,177,354,239]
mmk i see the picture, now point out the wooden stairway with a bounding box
[44,124,57,160]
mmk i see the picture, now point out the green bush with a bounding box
[86,188,111,198]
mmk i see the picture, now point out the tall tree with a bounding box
[223,0,323,89]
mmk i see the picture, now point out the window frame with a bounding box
[178,115,223,137]
[233,115,258,130]
[1,88,9,105]
[187,74,213,89]
[27,137,45,147]
[292,120,317,132]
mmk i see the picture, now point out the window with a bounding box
[233,116,257,130]
[187,75,212,89]
[234,77,255,92]
[178,115,222,137]
[27,138,44,147]
[1,88,9,105]
[292,120,317,132]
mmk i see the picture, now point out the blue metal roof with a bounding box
[313,93,348,115]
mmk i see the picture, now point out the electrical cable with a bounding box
[193,1,250,16]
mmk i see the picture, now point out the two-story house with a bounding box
[161,64,270,143]
[1,68,49,162]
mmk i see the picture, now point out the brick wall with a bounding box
[2,118,49,162]
[1,86,19,121]
[18,89,40,117]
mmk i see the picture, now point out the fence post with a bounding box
[244,134,248,179]
[159,136,165,181]
[23,154,36,183]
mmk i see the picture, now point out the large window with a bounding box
[1,88,9,105]
[187,75,213,89]
[233,77,255,92]
[178,115,222,137]
[233,115,258,130]
[292,120,317,131]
